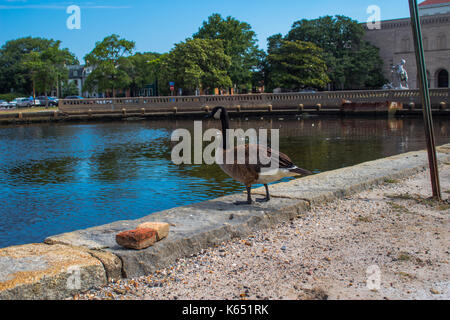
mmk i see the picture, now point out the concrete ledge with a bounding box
[253,147,450,202]
[0,244,107,300]
[46,196,309,278]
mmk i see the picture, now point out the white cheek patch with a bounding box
[213,110,222,120]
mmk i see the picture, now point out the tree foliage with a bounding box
[0,14,388,97]
[61,81,79,97]
[123,52,161,96]
[83,34,135,96]
[193,13,263,92]
[285,15,386,90]
[159,38,232,95]
[0,37,77,95]
[267,40,329,91]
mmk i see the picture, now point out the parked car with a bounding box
[13,97,33,108]
[8,99,17,108]
[37,96,58,106]
[31,98,41,106]
[0,100,9,108]
[65,96,84,100]
[299,88,317,93]
[49,96,59,104]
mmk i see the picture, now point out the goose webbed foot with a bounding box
[234,185,254,205]
[234,200,254,205]
[256,185,271,203]
[256,197,270,203]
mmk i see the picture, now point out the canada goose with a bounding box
[207,106,311,205]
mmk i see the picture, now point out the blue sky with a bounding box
[0,0,413,62]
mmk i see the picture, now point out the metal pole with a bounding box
[32,76,36,106]
[408,0,441,200]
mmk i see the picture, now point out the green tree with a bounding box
[267,40,329,91]
[285,15,386,90]
[83,34,135,97]
[193,13,263,93]
[250,49,267,92]
[124,52,161,96]
[61,81,79,97]
[42,44,76,97]
[22,51,54,99]
[0,37,77,95]
[160,39,232,95]
[22,42,76,102]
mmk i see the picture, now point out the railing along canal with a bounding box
[59,89,450,114]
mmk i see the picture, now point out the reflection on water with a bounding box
[0,116,449,248]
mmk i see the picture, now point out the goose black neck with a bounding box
[220,108,230,150]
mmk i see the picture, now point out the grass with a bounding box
[397,252,411,261]
[357,215,372,223]
[397,271,415,279]
[384,178,400,184]
[0,107,58,114]
[387,201,412,214]
[437,203,450,211]
[385,193,450,211]
[385,193,415,201]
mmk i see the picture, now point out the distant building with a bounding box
[419,0,450,15]
[363,0,450,89]
[137,83,158,97]
[67,65,99,98]
[67,65,160,98]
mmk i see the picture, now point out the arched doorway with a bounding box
[437,69,449,88]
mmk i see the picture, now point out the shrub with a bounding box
[0,93,27,102]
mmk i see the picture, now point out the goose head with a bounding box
[208,106,226,120]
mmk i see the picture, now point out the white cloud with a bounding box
[0,1,131,9]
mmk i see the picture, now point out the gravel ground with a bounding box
[73,163,450,300]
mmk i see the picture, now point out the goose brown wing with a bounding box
[255,145,296,171]
[221,146,259,184]
[230,144,296,173]
[265,147,312,175]
[224,145,310,182]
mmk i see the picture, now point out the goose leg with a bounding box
[256,184,271,203]
[234,185,253,205]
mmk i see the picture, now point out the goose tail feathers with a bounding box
[289,167,312,176]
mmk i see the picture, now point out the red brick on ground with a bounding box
[137,222,170,241]
[116,228,157,250]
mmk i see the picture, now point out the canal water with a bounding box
[0,116,449,248]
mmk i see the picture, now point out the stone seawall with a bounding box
[0,144,449,300]
[1,108,450,126]
[1,89,449,125]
